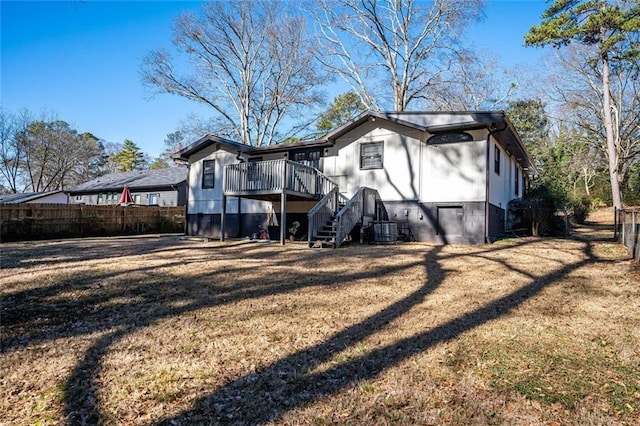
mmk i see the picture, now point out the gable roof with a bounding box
[173,111,537,176]
[324,110,537,176]
[172,133,331,161]
[67,167,187,193]
[0,190,66,204]
[322,111,430,141]
[173,134,250,162]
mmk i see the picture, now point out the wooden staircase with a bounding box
[310,201,346,248]
[308,186,385,249]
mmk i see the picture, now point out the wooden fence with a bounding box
[1,203,185,242]
[615,207,639,261]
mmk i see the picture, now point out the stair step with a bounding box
[315,231,336,238]
[310,240,337,248]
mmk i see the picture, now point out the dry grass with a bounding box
[1,209,639,425]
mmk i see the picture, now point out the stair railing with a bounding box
[334,187,382,248]
[307,186,347,246]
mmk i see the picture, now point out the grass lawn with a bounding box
[1,209,639,425]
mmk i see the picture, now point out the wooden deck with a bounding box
[221,160,338,244]
[223,159,336,201]
[221,160,385,248]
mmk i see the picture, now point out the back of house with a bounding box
[173,111,536,245]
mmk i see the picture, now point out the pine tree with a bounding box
[111,139,145,172]
[525,0,640,209]
[317,92,366,135]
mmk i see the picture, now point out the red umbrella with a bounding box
[118,185,134,204]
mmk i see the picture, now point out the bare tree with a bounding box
[1,109,109,193]
[425,49,518,111]
[315,0,484,111]
[544,45,640,203]
[0,108,30,193]
[141,0,325,146]
[18,119,103,191]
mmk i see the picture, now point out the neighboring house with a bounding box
[173,111,537,246]
[67,168,187,206]
[0,190,68,204]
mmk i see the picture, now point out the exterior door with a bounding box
[291,148,322,170]
[437,206,463,236]
[248,157,263,190]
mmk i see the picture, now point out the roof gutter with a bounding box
[425,121,497,133]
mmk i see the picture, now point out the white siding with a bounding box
[421,139,485,203]
[488,138,522,209]
[188,145,272,214]
[324,121,423,200]
[324,121,487,203]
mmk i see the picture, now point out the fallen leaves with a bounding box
[1,213,638,425]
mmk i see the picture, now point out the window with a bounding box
[428,132,473,144]
[494,145,501,175]
[360,141,383,169]
[514,164,519,196]
[202,160,215,189]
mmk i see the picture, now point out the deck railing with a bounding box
[224,159,336,199]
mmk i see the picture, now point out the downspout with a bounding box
[184,164,190,236]
[418,132,424,201]
[485,121,508,243]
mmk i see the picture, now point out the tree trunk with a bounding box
[583,166,591,197]
[601,52,623,209]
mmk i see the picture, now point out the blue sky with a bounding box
[1,1,549,158]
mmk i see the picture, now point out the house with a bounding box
[67,167,187,207]
[172,111,537,246]
[0,190,68,204]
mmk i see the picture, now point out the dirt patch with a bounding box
[1,212,638,425]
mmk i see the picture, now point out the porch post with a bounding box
[221,194,226,242]
[280,191,287,245]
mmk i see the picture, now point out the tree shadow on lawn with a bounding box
[155,241,599,424]
[2,238,445,405]
[3,241,416,353]
[53,231,606,425]
[0,235,256,271]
